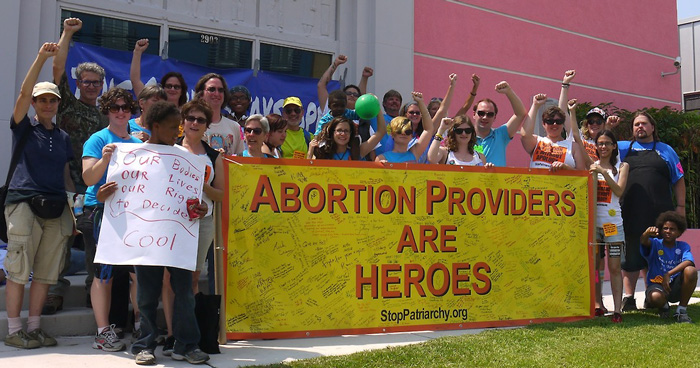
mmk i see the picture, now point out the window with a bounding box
[60,10,160,55]
[168,28,253,69]
[260,43,331,79]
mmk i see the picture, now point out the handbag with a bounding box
[1,125,32,243]
[28,194,66,219]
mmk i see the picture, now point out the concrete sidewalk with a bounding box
[1,277,697,368]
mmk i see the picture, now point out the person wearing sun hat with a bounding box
[280,96,313,158]
[4,42,74,349]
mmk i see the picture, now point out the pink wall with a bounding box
[413,0,681,168]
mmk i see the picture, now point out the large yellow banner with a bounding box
[223,159,594,339]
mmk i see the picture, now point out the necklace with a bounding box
[334,150,348,160]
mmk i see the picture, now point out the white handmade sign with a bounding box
[94,143,205,271]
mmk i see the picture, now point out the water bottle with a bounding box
[74,194,84,216]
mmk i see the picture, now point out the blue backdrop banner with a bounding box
[65,42,340,133]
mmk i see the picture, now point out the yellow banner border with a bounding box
[222,157,596,339]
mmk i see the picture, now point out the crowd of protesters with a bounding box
[2,17,695,366]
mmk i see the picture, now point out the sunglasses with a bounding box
[476,110,496,118]
[244,127,263,135]
[407,111,421,116]
[205,86,225,93]
[185,115,208,124]
[164,83,181,90]
[345,91,360,98]
[430,97,444,102]
[78,79,103,87]
[543,118,565,125]
[596,141,614,147]
[454,127,474,135]
[108,104,130,113]
[399,129,414,136]
[284,107,301,114]
[588,119,604,126]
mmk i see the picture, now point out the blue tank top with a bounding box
[383,151,417,163]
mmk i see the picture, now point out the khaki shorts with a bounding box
[3,202,73,284]
[196,215,215,272]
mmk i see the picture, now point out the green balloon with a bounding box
[354,94,381,120]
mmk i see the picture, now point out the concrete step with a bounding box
[0,274,90,311]
[1,274,211,338]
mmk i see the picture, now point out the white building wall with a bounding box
[679,16,700,109]
[0,0,414,182]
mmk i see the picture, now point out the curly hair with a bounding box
[180,99,213,128]
[160,72,188,106]
[75,62,105,80]
[446,115,477,155]
[313,116,360,160]
[655,211,687,235]
[98,87,138,115]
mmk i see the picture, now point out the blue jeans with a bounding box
[131,265,200,355]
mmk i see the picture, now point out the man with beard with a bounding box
[616,112,686,312]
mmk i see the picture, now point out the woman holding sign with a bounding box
[82,87,141,353]
[520,93,585,171]
[308,112,386,161]
[427,116,490,167]
[589,129,628,323]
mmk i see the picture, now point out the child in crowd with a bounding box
[641,211,697,323]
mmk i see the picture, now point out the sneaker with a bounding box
[594,307,608,317]
[162,335,175,356]
[621,296,637,312]
[93,325,126,352]
[41,295,64,315]
[675,312,693,323]
[611,312,623,323]
[27,328,57,347]
[4,330,41,349]
[135,349,156,365]
[658,304,670,319]
[113,327,125,339]
[172,348,210,364]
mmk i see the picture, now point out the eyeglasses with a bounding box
[205,86,225,93]
[164,83,181,90]
[454,127,474,135]
[345,91,360,98]
[399,129,414,136]
[230,95,248,101]
[407,111,421,116]
[476,111,496,118]
[284,107,301,114]
[588,119,604,126]
[596,141,614,147]
[78,79,103,88]
[108,104,130,113]
[335,129,350,135]
[543,118,565,125]
[185,115,208,124]
[244,127,263,135]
